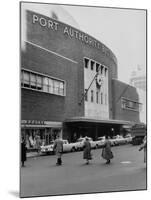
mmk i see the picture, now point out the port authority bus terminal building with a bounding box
[21,10,142,148]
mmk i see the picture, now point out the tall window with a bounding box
[30,73,36,89]
[91,61,95,71]
[96,91,99,104]
[85,89,88,101]
[105,94,107,105]
[91,90,94,102]
[96,63,100,73]
[43,77,49,92]
[101,92,103,104]
[48,78,53,93]
[84,58,89,68]
[23,71,30,87]
[59,82,64,95]
[21,69,65,96]
[37,75,42,90]
[101,65,104,75]
[105,68,107,76]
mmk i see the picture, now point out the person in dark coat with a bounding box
[101,135,113,164]
[139,136,147,163]
[83,137,92,165]
[21,138,27,167]
[53,135,63,165]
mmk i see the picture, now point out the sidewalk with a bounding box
[27,152,41,158]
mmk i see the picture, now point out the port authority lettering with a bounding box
[32,14,114,62]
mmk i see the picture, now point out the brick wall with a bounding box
[21,10,118,121]
[112,79,140,123]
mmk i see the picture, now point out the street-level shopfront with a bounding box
[21,120,62,149]
[63,117,132,142]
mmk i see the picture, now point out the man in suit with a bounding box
[53,135,63,165]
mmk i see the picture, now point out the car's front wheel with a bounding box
[71,147,76,152]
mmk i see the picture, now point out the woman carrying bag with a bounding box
[101,135,114,164]
[83,137,92,165]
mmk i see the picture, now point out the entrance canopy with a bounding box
[64,116,133,126]
[64,117,134,141]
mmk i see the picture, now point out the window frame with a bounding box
[21,68,66,97]
[121,97,142,112]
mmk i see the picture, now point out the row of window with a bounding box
[121,98,142,112]
[84,58,108,75]
[21,69,65,96]
[85,89,108,105]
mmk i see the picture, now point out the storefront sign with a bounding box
[32,13,116,63]
[21,120,45,125]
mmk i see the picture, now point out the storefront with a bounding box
[21,120,62,150]
[64,117,132,142]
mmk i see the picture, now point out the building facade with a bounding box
[21,10,141,148]
[130,67,146,91]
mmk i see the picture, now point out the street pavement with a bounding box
[20,144,147,197]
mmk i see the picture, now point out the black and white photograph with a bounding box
[20,1,147,198]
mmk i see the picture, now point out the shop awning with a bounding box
[64,116,134,125]
[21,120,62,128]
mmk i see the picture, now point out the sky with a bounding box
[22,3,146,84]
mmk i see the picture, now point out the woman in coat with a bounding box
[21,138,27,167]
[102,135,113,164]
[139,136,147,163]
[83,137,92,165]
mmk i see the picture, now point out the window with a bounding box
[91,90,94,102]
[101,65,104,75]
[59,82,64,95]
[21,69,65,96]
[43,77,49,92]
[121,98,142,112]
[23,71,30,87]
[85,89,88,101]
[30,73,36,89]
[96,91,99,104]
[101,92,103,104]
[48,78,53,93]
[96,63,100,73]
[84,58,89,68]
[91,61,95,71]
[105,94,107,105]
[105,68,107,76]
[37,75,42,90]
[54,80,60,94]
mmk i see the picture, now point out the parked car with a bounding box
[40,139,77,155]
[62,140,78,152]
[124,134,132,143]
[95,136,106,148]
[113,135,127,145]
[74,137,97,150]
[40,141,55,155]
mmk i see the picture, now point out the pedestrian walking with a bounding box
[139,136,147,163]
[83,137,92,165]
[35,135,41,154]
[53,135,63,165]
[21,137,27,167]
[101,135,113,164]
